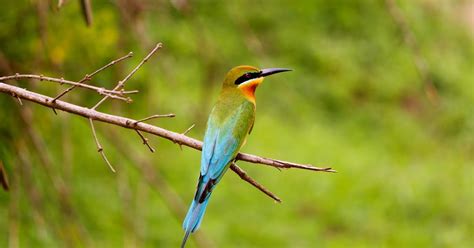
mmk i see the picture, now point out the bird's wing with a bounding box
[200,102,254,180]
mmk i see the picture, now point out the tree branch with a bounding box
[0,82,336,174]
[230,162,281,202]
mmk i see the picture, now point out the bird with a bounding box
[181,65,291,247]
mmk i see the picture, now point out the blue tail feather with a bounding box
[180,229,191,248]
[181,197,210,247]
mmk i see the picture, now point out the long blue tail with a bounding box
[181,179,212,248]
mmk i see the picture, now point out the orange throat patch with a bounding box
[238,78,263,104]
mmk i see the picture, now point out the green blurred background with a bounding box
[0,0,473,247]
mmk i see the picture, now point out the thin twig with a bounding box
[182,123,195,135]
[80,0,93,26]
[236,154,336,172]
[175,123,195,150]
[230,162,281,202]
[134,113,176,124]
[92,43,163,110]
[135,129,155,153]
[89,52,134,78]
[0,82,335,173]
[0,74,136,99]
[52,52,133,103]
[11,92,22,105]
[89,118,116,172]
[134,113,176,152]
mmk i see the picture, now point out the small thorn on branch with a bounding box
[231,162,281,203]
[135,129,156,153]
[89,118,116,173]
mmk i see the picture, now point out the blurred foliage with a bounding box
[0,0,473,247]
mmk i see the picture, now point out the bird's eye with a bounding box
[235,71,259,85]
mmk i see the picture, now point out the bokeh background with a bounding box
[0,0,473,247]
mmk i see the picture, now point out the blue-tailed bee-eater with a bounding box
[181,65,291,247]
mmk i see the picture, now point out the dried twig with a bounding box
[11,92,22,105]
[135,129,155,153]
[88,43,163,168]
[236,154,335,172]
[80,0,93,26]
[175,123,195,150]
[0,74,137,100]
[89,118,116,172]
[52,52,133,103]
[181,123,195,135]
[134,114,176,124]
[133,114,175,152]
[0,82,335,174]
[230,162,281,202]
[92,43,162,110]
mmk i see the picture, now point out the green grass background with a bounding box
[0,0,472,247]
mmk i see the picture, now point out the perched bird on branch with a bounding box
[181,65,291,247]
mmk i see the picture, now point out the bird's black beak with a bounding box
[259,68,292,77]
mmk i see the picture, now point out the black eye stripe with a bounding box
[235,71,261,85]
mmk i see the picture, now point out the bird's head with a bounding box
[223,65,291,102]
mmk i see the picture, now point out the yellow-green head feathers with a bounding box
[223,65,261,87]
[221,65,291,103]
